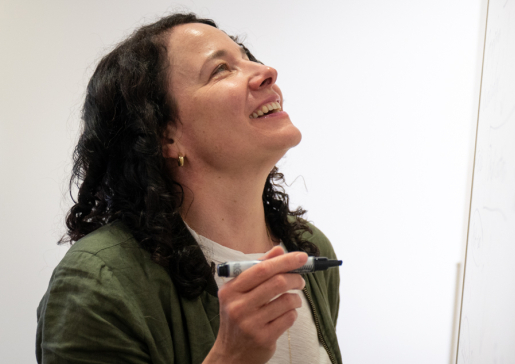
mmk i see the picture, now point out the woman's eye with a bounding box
[212,63,229,76]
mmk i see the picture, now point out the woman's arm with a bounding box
[36,252,157,364]
[37,247,308,364]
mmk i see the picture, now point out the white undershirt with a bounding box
[185,225,332,364]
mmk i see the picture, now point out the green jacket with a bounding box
[36,221,342,364]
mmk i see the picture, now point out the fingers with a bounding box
[264,305,299,343]
[259,292,302,324]
[231,251,308,293]
[232,293,301,347]
[260,246,286,260]
[248,273,305,307]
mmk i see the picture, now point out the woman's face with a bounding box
[165,23,302,173]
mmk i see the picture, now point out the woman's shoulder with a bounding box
[301,221,337,260]
[49,221,169,295]
[67,220,136,254]
[37,221,177,363]
[62,221,149,270]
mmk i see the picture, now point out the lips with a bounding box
[249,101,282,119]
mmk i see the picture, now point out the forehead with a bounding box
[167,23,238,66]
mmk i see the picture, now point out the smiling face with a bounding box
[164,23,301,174]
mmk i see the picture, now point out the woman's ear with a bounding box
[162,138,175,159]
[162,123,180,159]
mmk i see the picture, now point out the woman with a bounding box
[36,13,341,364]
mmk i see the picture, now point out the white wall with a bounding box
[0,1,485,363]
[457,0,515,362]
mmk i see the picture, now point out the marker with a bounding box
[217,257,342,278]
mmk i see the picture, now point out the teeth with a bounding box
[249,101,282,119]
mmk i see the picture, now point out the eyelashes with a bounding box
[209,54,255,81]
[211,63,230,78]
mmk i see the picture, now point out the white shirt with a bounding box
[185,225,332,364]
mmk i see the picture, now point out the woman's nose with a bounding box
[249,65,278,90]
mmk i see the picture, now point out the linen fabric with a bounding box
[36,220,342,363]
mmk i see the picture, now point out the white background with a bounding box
[458,0,515,362]
[0,1,485,363]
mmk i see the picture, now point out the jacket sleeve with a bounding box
[306,223,340,328]
[36,251,155,364]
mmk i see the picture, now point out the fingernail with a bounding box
[297,252,308,263]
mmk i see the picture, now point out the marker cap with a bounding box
[217,263,229,277]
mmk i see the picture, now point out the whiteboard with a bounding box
[457,0,515,363]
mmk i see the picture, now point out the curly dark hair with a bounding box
[61,12,318,299]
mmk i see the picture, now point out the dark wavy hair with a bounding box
[61,13,318,299]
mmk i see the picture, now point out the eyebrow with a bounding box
[206,46,247,61]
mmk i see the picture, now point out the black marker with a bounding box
[217,257,342,278]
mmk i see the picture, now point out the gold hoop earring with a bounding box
[177,154,185,167]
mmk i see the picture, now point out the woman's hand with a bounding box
[204,246,308,364]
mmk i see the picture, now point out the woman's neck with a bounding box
[178,168,275,254]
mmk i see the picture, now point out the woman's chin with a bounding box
[268,128,302,164]
[291,127,302,147]
[282,124,302,149]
